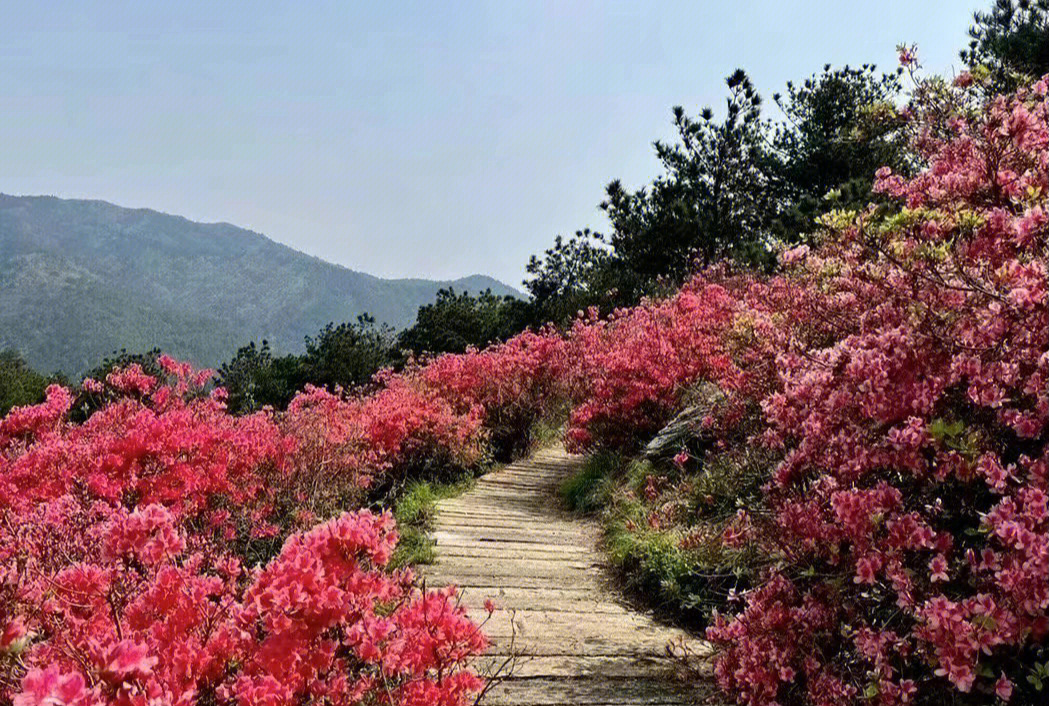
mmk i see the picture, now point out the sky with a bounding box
[2,1,981,286]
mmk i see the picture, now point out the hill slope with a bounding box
[0,194,520,375]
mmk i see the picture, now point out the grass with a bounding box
[560,449,769,626]
[559,451,619,513]
[390,475,476,568]
[528,415,564,450]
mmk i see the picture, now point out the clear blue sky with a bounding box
[2,1,979,285]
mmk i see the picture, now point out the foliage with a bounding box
[701,74,1049,705]
[768,64,912,238]
[963,0,1049,92]
[397,288,531,356]
[524,229,627,325]
[82,347,166,385]
[604,70,776,283]
[549,64,1049,705]
[216,340,305,414]
[527,64,917,322]
[420,330,571,460]
[560,451,618,514]
[564,437,771,626]
[0,350,50,416]
[219,316,396,415]
[301,315,396,392]
[0,358,492,706]
[72,348,168,420]
[562,281,740,452]
[280,375,487,508]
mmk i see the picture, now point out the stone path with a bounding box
[422,445,707,705]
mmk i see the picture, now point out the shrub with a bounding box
[552,68,1048,706]
[420,330,570,460]
[0,359,490,706]
[704,74,1049,705]
[1,502,489,706]
[563,284,740,452]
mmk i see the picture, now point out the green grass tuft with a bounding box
[391,476,476,568]
[560,451,618,513]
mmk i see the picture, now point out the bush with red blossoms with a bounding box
[0,363,491,706]
[703,77,1049,705]
[562,282,741,452]
[2,500,488,706]
[419,330,570,458]
[282,370,487,499]
[0,364,291,538]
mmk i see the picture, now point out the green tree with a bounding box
[523,229,628,326]
[962,0,1049,91]
[0,350,51,416]
[768,64,911,239]
[218,316,395,415]
[300,314,394,392]
[397,288,531,355]
[217,340,307,414]
[602,70,777,284]
[525,63,918,321]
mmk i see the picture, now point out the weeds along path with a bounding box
[423,445,710,705]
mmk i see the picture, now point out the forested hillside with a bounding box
[0,194,518,374]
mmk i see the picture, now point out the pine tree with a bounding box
[962,0,1049,91]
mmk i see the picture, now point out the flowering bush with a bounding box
[0,363,490,706]
[420,330,570,458]
[282,373,486,503]
[1,501,488,706]
[704,77,1049,705]
[1,362,291,541]
[563,283,740,451]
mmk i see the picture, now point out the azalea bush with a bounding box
[1,357,292,542]
[283,372,487,503]
[542,68,1049,705]
[420,330,570,459]
[0,359,491,706]
[702,74,1049,705]
[1,501,489,706]
[563,285,740,452]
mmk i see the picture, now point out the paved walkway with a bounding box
[423,446,706,705]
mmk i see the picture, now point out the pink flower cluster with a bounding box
[0,364,489,706]
[704,78,1049,704]
[563,284,740,451]
[420,330,570,457]
[282,372,487,496]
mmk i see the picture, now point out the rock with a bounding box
[642,383,724,462]
[643,405,706,461]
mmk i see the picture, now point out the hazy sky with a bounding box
[3,1,979,286]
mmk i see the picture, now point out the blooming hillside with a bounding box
[2,74,1048,706]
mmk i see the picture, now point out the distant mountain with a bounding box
[0,194,521,375]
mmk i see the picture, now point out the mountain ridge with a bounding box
[0,194,520,375]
